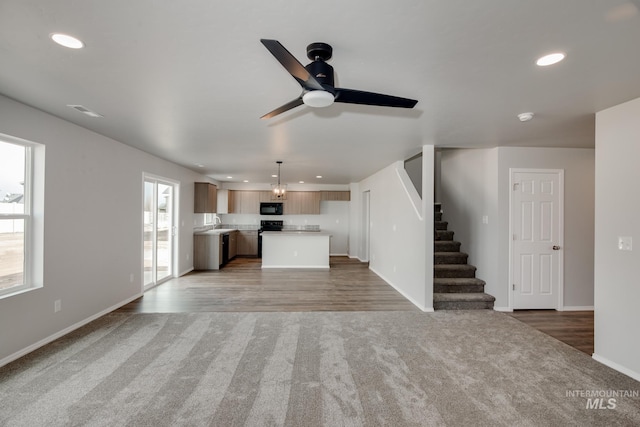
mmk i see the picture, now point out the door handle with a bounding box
[552,245,561,250]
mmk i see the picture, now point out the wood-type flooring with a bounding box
[117,257,594,354]
[508,310,594,355]
[118,257,418,313]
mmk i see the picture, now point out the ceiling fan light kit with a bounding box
[303,90,334,107]
[260,39,418,119]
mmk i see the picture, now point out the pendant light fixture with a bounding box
[271,161,287,200]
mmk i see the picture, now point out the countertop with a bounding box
[194,228,237,235]
[261,230,332,236]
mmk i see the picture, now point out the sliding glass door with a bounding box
[143,176,176,290]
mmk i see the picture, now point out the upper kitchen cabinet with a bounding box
[320,191,351,201]
[284,191,321,215]
[228,190,261,214]
[194,182,217,213]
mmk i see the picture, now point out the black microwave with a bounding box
[260,202,283,215]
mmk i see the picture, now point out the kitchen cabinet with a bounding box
[193,229,238,269]
[237,230,259,256]
[320,191,350,201]
[193,233,221,270]
[229,230,238,259]
[228,190,261,214]
[284,191,321,214]
[259,191,271,202]
[194,182,217,213]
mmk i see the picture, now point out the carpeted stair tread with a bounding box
[435,211,442,221]
[434,264,477,278]
[433,293,496,310]
[434,277,486,293]
[434,252,468,264]
[433,292,495,302]
[434,277,486,286]
[435,221,448,230]
[435,230,454,240]
[434,241,461,252]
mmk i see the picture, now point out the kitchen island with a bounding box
[261,231,331,269]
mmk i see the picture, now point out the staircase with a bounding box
[433,203,495,310]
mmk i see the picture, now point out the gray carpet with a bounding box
[1,311,639,426]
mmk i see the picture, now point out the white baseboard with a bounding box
[592,353,640,382]
[0,293,143,369]
[493,306,513,312]
[330,253,349,257]
[369,266,432,312]
[563,305,594,311]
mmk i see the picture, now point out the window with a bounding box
[0,134,44,298]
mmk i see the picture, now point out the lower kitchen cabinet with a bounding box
[194,230,239,270]
[193,233,221,270]
[238,230,259,256]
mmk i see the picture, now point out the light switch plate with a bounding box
[618,236,632,251]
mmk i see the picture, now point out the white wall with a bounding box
[440,147,595,310]
[593,97,640,381]
[0,95,215,365]
[350,146,434,311]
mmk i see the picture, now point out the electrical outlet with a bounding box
[482,215,489,224]
[54,299,61,313]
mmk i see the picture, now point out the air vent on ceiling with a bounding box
[67,104,103,118]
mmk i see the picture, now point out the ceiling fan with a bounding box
[260,39,418,119]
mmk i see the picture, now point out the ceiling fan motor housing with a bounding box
[305,60,335,93]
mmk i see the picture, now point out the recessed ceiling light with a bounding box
[50,33,84,49]
[316,175,323,179]
[195,163,204,168]
[226,176,233,179]
[272,174,278,178]
[299,181,305,184]
[517,112,534,122]
[536,52,565,66]
[243,180,249,183]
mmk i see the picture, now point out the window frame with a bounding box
[0,134,42,299]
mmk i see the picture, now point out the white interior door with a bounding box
[511,169,564,309]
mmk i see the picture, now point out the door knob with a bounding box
[552,245,561,250]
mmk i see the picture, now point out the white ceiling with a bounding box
[1,1,639,184]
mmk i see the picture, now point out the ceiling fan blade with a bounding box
[260,39,324,91]
[334,88,418,108]
[261,97,304,119]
